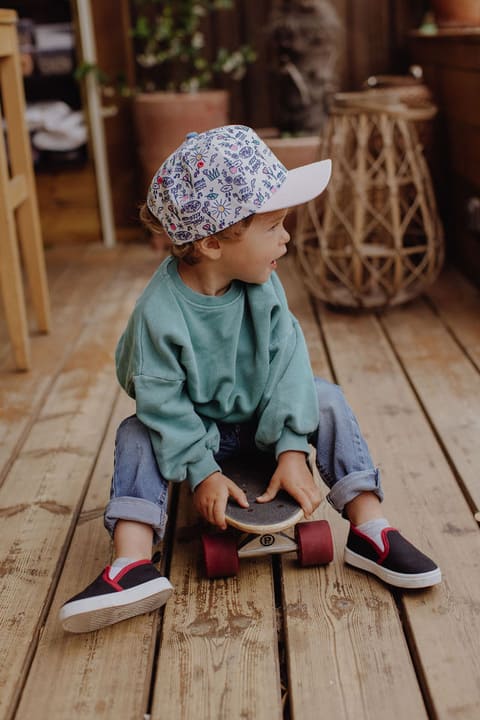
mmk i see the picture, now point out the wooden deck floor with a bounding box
[1,243,479,720]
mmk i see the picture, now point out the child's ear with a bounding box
[197,235,222,259]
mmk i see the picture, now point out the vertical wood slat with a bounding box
[90,0,139,226]
[426,267,480,370]
[15,392,160,720]
[380,296,480,514]
[279,259,428,720]
[240,2,277,129]
[0,249,152,720]
[319,301,480,720]
[151,484,283,720]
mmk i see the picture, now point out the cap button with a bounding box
[185,131,198,140]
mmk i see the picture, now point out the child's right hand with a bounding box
[193,471,249,530]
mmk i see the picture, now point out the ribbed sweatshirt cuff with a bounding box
[275,430,310,458]
[187,453,221,492]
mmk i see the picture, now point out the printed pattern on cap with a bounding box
[147,125,287,245]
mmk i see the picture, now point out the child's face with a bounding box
[219,209,290,285]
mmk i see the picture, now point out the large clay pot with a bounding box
[133,90,229,193]
[431,0,480,27]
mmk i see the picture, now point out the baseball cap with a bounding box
[147,125,331,245]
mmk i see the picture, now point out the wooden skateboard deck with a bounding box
[202,451,333,577]
[222,452,304,533]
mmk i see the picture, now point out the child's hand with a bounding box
[256,450,321,518]
[194,471,249,530]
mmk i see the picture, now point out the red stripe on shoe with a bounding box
[350,524,397,563]
[107,558,153,585]
[102,567,124,591]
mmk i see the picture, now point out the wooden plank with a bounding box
[318,303,480,719]
[151,483,283,720]
[448,176,480,287]
[390,0,425,70]
[0,247,154,720]
[348,0,392,88]
[426,267,480,370]
[380,296,480,514]
[0,245,125,483]
[330,0,349,90]
[241,2,277,129]
[0,245,85,364]
[441,68,480,127]
[446,120,480,188]
[15,391,161,720]
[410,33,480,73]
[279,259,428,720]
[91,0,139,228]
[279,257,331,379]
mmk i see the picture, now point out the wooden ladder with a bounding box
[0,8,50,370]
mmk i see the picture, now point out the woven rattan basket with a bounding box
[295,93,444,309]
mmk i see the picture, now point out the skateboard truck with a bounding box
[237,530,298,557]
[201,519,333,579]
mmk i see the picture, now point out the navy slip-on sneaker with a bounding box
[59,559,173,633]
[344,525,441,589]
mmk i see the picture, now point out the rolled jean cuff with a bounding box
[104,496,168,545]
[326,468,383,515]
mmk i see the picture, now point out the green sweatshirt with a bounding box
[116,256,319,491]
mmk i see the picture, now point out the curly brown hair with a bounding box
[139,203,254,265]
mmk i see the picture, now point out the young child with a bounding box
[60,125,441,633]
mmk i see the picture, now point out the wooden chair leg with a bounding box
[1,35,51,333]
[0,189,31,371]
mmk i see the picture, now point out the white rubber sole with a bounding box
[59,577,174,633]
[344,548,442,589]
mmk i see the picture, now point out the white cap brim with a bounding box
[258,158,332,213]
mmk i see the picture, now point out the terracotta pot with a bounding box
[431,0,480,27]
[133,90,229,193]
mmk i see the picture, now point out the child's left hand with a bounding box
[256,450,321,518]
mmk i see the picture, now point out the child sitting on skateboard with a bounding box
[60,125,441,633]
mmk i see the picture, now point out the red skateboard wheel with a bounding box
[295,520,334,567]
[202,534,239,578]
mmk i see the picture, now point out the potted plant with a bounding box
[129,0,255,191]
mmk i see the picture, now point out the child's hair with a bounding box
[139,203,254,265]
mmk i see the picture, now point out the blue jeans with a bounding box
[104,377,383,543]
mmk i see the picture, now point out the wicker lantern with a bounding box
[295,93,444,308]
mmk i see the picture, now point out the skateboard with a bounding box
[201,451,334,578]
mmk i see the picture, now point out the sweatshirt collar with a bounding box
[166,257,242,307]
